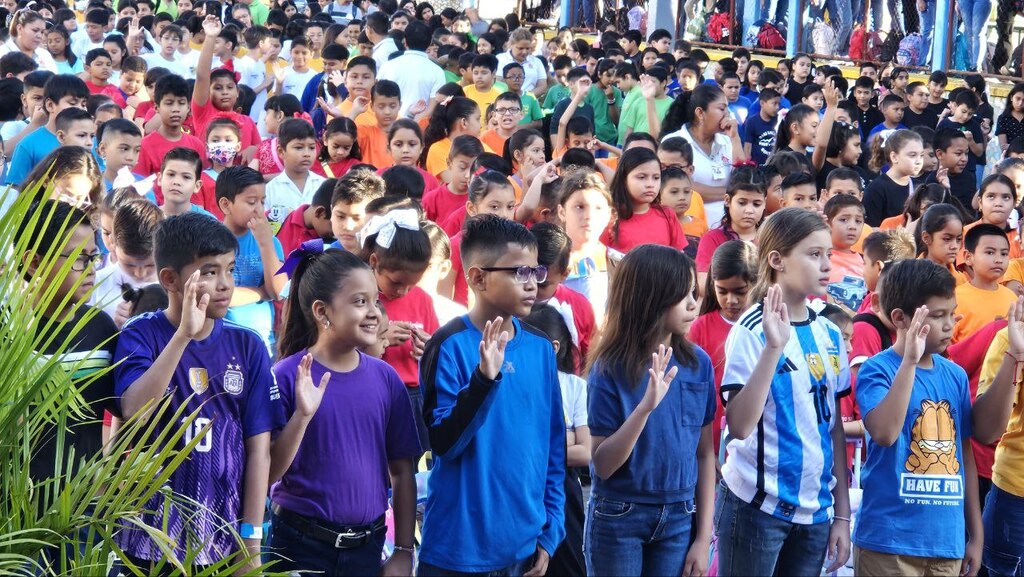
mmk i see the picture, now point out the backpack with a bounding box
[896,33,924,65]
[865,30,885,60]
[706,12,731,43]
[756,21,786,50]
[811,20,837,55]
[878,29,904,62]
[852,313,893,350]
[953,29,971,70]
[849,25,866,60]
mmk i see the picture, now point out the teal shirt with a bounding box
[585,84,623,144]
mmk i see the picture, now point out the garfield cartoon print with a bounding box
[906,400,961,476]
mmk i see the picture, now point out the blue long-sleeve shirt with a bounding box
[419,315,566,572]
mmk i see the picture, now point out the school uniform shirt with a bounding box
[600,205,688,255]
[565,246,607,320]
[419,316,566,572]
[543,84,570,111]
[113,311,285,564]
[480,130,508,159]
[464,85,504,126]
[747,95,792,120]
[743,112,777,165]
[136,131,207,179]
[958,220,1023,267]
[683,192,709,238]
[6,126,58,185]
[265,171,326,231]
[695,226,740,273]
[549,99,596,138]
[947,319,1005,481]
[377,50,447,117]
[558,371,588,434]
[937,117,984,174]
[338,98,377,127]
[902,106,939,129]
[584,84,623,144]
[857,106,886,140]
[271,350,421,525]
[495,52,546,94]
[923,169,976,214]
[866,122,908,147]
[276,204,320,255]
[519,92,544,127]
[423,183,468,225]
[952,283,1018,343]
[313,158,360,179]
[721,304,851,524]
[785,78,811,106]
[665,124,733,228]
[688,311,735,456]
[588,351,716,503]
[449,232,470,307]
[853,348,972,559]
[371,37,398,70]
[978,328,1024,496]
[191,100,262,154]
[237,55,269,123]
[440,206,469,238]
[86,80,127,107]
[141,52,190,78]
[226,231,284,355]
[380,286,440,387]
[863,173,916,227]
[997,112,1024,146]
[280,68,318,102]
[89,263,151,320]
[197,169,226,220]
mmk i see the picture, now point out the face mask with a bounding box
[208,143,238,165]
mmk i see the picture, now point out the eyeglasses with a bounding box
[59,251,103,272]
[480,265,548,284]
[494,107,522,116]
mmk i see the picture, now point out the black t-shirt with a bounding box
[924,169,978,218]
[786,78,811,106]
[863,172,916,226]
[29,306,119,482]
[937,117,985,171]
[996,113,1024,146]
[549,99,595,136]
[818,160,874,193]
[926,98,950,119]
[902,107,940,129]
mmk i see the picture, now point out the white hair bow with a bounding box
[358,209,420,249]
[547,296,580,347]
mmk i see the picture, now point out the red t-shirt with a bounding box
[137,130,207,178]
[695,226,741,273]
[134,100,154,122]
[688,310,734,455]
[450,232,469,307]
[313,157,360,178]
[86,80,126,107]
[375,166,440,198]
[191,99,261,150]
[551,284,596,365]
[197,170,225,220]
[441,206,468,237]
[600,205,688,253]
[422,183,468,224]
[380,286,440,386]
[276,204,319,255]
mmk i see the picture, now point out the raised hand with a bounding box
[936,166,950,189]
[202,14,222,37]
[316,97,344,118]
[273,64,288,85]
[761,284,791,349]
[903,305,931,364]
[177,270,209,339]
[294,353,330,419]
[1006,297,1024,358]
[640,74,657,99]
[477,318,510,380]
[351,95,370,115]
[638,344,679,414]
[573,78,592,101]
[824,78,840,108]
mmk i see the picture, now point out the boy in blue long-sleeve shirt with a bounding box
[419,214,566,575]
[6,74,90,186]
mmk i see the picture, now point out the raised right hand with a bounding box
[903,305,931,364]
[1006,297,1024,357]
[478,318,510,380]
[762,284,791,349]
[638,344,678,414]
[177,270,209,340]
[202,15,222,37]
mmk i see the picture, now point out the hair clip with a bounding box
[277,238,325,277]
[358,209,419,249]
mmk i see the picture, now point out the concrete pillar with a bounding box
[786,0,800,55]
[932,0,950,70]
[648,0,679,36]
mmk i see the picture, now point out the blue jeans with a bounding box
[825,0,854,52]
[713,483,830,577]
[267,511,385,576]
[418,557,533,576]
[983,484,1024,576]
[584,497,696,576]
[959,0,993,69]
[918,0,935,65]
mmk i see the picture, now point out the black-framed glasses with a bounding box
[59,251,103,272]
[480,265,548,284]
[495,107,522,116]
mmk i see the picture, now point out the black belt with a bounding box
[272,504,385,549]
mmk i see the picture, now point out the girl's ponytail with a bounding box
[698,239,758,316]
[774,104,815,152]
[279,240,371,358]
[503,128,544,169]
[422,96,478,165]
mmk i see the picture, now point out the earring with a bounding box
[323,319,330,329]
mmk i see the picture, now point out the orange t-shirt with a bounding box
[682,191,708,237]
[340,98,377,126]
[426,137,453,177]
[849,225,873,254]
[953,282,1019,342]
[878,214,906,230]
[829,250,865,283]
[481,130,509,156]
[356,124,394,169]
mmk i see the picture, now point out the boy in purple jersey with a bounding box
[113,212,286,574]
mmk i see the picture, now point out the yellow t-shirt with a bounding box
[463,84,503,125]
[977,327,1024,496]
[308,57,324,73]
[1003,258,1024,287]
[953,283,1018,343]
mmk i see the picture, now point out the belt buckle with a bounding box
[334,529,362,549]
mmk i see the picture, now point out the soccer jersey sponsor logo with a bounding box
[189,368,209,394]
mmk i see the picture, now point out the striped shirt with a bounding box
[721,304,851,525]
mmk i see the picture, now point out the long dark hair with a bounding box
[722,165,766,229]
[588,244,698,384]
[913,203,964,258]
[523,304,577,374]
[608,147,661,243]
[421,96,478,165]
[48,25,76,66]
[699,240,758,316]
[774,103,816,152]
[662,83,725,136]
[279,248,371,358]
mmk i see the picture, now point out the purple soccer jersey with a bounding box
[114,311,286,564]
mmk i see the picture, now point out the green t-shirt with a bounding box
[543,84,570,112]
[618,94,672,145]
[585,84,623,144]
[444,70,461,84]
[519,92,544,125]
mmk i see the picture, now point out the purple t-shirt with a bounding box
[271,349,421,525]
[113,311,285,564]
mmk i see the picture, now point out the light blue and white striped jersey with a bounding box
[720,303,851,525]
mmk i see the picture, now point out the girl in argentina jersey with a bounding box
[716,207,853,576]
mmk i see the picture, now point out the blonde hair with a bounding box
[749,207,829,303]
[509,27,533,44]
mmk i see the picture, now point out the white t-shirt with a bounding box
[89,263,154,321]
[237,55,268,123]
[372,37,398,70]
[664,125,734,228]
[69,31,103,61]
[265,171,326,226]
[279,68,318,102]
[496,52,546,94]
[179,49,201,77]
[0,40,57,73]
[378,51,447,117]
[142,52,189,78]
[557,371,589,430]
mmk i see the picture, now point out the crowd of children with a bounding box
[20,0,1024,575]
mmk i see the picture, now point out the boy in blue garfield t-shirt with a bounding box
[854,259,982,576]
[113,212,286,573]
[419,214,566,575]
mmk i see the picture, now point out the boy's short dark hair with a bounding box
[154,212,238,272]
[825,167,863,190]
[552,55,573,71]
[122,55,147,74]
[759,87,781,103]
[623,30,642,45]
[561,147,596,170]
[495,91,521,107]
[929,70,948,86]
[322,44,349,62]
[154,73,190,104]
[502,62,524,77]
[114,199,163,258]
[332,169,385,206]
[449,135,485,160]
[689,48,709,64]
[907,80,925,94]
[16,200,91,256]
[216,166,264,203]
[933,127,968,152]
[952,89,980,110]
[648,28,671,43]
[85,48,112,66]
[311,178,337,210]
[623,132,657,149]
[879,258,956,318]
[218,28,238,50]
[99,117,142,142]
[0,52,37,78]
[243,25,271,49]
[732,46,750,60]
[86,7,110,25]
[381,165,426,200]
[457,52,476,70]
[854,76,875,91]
[86,94,113,116]
[23,70,54,91]
[55,108,93,133]
[659,136,693,164]
[860,61,878,72]
[347,55,377,75]
[758,68,783,88]
[0,78,21,121]
[781,172,816,192]
[566,116,593,137]
[566,67,589,83]
[823,193,863,219]
[675,59,699,76]
[911,125,936,147]
[471,53,498,73]
[161,146,202,179]
[964,222,1009,253]
[613,61,638,79]
[371,79,400,101]
[880,93,905,109]
[674,39,691,52]
[461,214,537,268]
[161,23,184,41]
[44,74,89,107]
[802,83,823,98]
[719,57,738,75]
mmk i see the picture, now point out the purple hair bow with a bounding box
[277,238,326,277]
